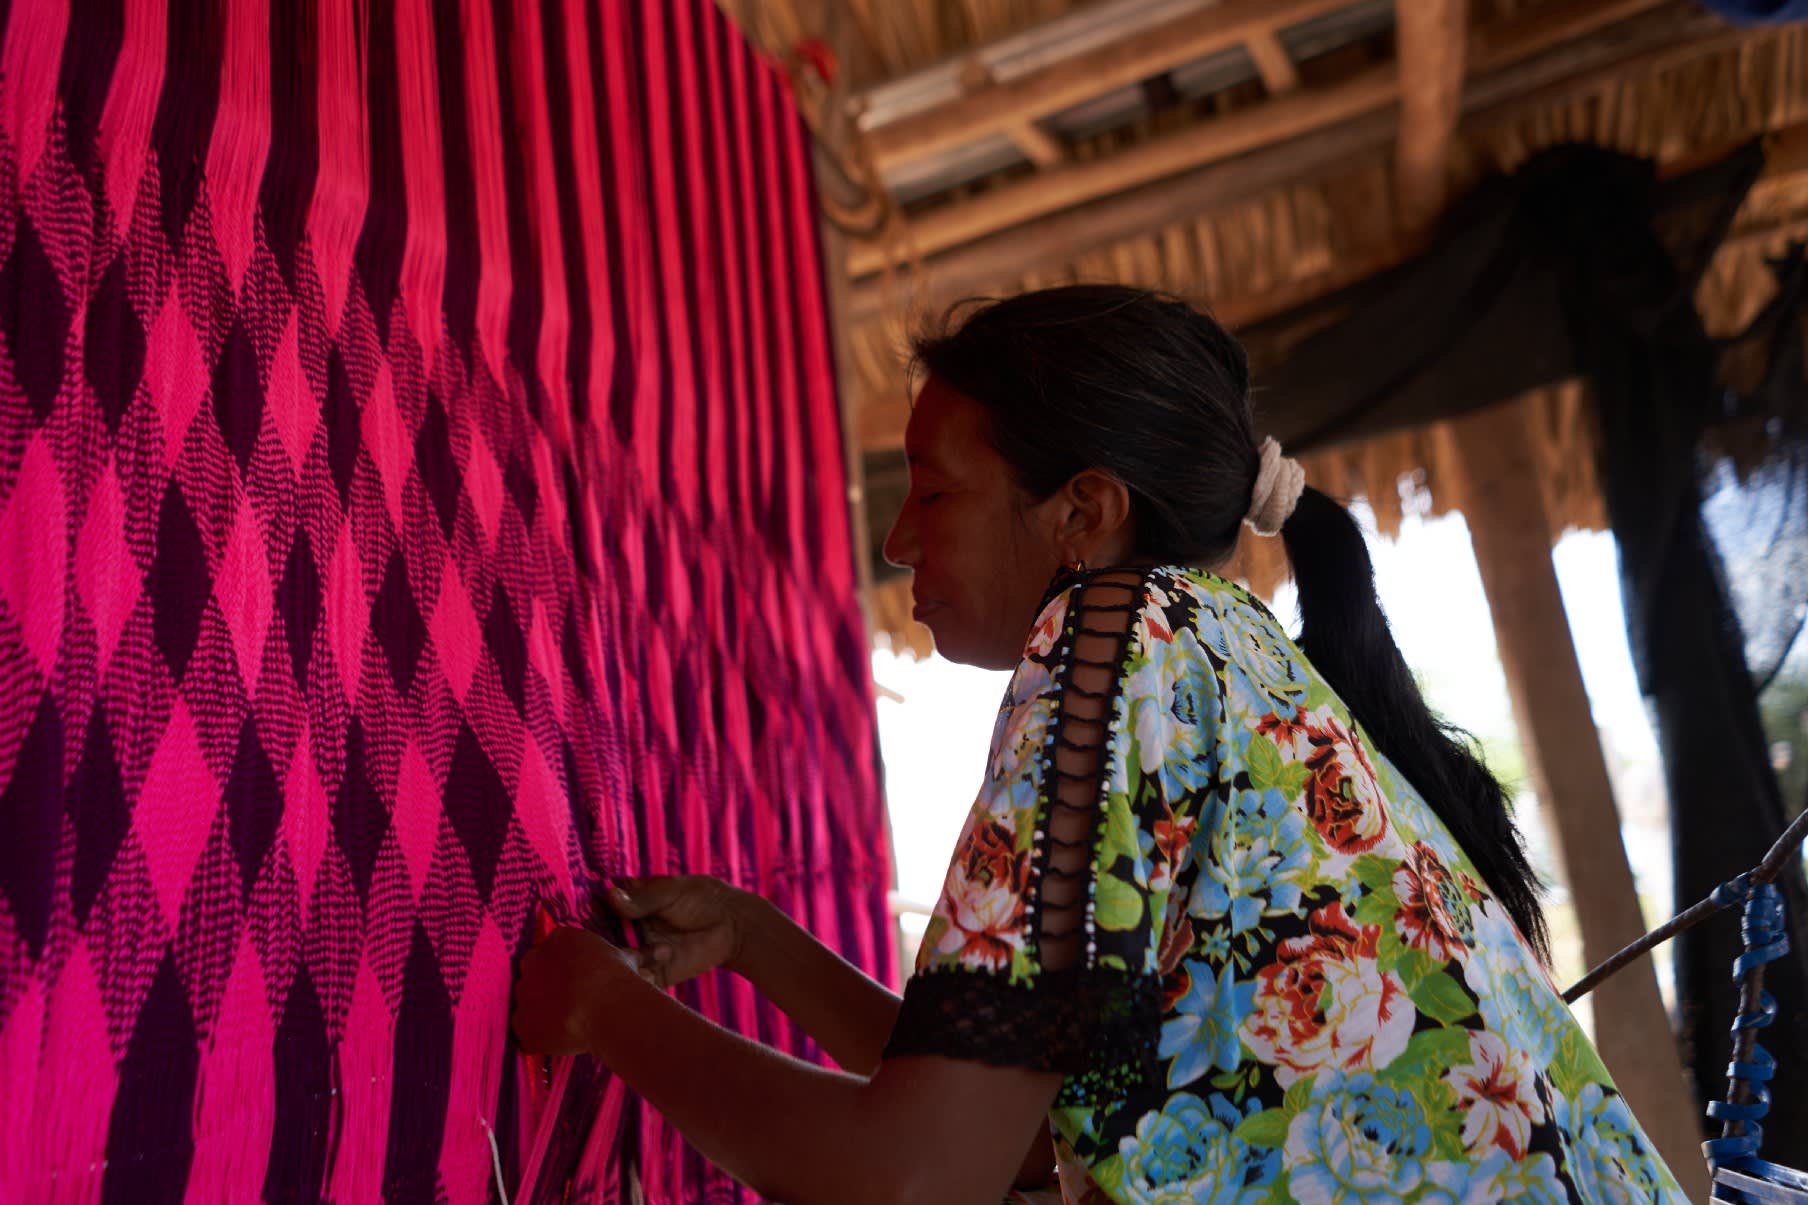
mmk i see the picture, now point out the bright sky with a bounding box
[870,511,1674,1005]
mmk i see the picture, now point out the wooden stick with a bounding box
[1245,29,1300,96]
[1008,120,1065,167]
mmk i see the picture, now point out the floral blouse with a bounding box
[884,566,1685,1204]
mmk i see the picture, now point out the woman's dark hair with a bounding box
[914,284,1549,959]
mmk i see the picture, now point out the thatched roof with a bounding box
[721,0,1808,653]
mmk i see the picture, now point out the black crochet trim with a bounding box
[883,966,1165,1106]
[1024,568,1150,973]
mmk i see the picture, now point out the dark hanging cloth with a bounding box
[1248,142,1808,1149]
[1699,0,1808,24]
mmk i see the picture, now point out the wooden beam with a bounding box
[1393,0,1466,231]
[1441,399,1707,1199]
[846,109,1400,328]
[846,0,1731,327]
[851,65,1398,277]
[850,0,1676,280]
[852,4,1751,450]
[1245,29,1301,96]
[858,0,1354,171]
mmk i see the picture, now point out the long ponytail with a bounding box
[1281,486,1550,959]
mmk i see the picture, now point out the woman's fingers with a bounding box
[606,875,690,920]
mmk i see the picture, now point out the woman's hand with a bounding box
[512,925,640,1055]
[608,875,751,990]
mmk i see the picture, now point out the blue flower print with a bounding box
[1554,1084,1685,1204]
[1190,787,1312,933]
[1160,959,1255,1088]
[1419,1150,1568,1203]
[1284,1071,1432,1205]
[1126,626,1218,799]
[1116,1092,1278,1205]
[1205,595,1311,713]
[1462,901,1565,1068]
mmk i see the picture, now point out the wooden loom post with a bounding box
[1441,398,1706,1192]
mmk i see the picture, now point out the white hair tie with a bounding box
[1244,437,1305,537]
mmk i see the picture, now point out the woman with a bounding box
[513,286,1686,1203]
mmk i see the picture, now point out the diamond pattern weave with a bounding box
[0,1,892,1201]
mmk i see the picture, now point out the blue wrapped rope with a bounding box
[1704,877,1789,1172]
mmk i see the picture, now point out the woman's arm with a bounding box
[608,877,900,1074]
[513,925,1060,1205]
[610,878,1058,1188]
[727,892,901,1075]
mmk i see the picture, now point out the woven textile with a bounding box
[0,1,891,1202]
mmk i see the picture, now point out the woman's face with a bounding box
[881,379,1067,670]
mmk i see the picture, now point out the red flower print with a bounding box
[1026,601,1066,657]
[934,820,1031,972]
[1150,805,1197,894]
[1392,841,1472,962]
[1254,706,1310,747]
[1445,1031,1545,1158]
[1300,708,1389,854]
[965,818,1022,885]
[1241,901,1413,1086]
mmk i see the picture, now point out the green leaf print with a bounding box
[1009,945,1035,986]
[1382,1026,1473,1086]
[1101,795,1141,863]
[1429,1106,1469,1162]
[1095,872,1144,931]
[1352,854,1397,894]
[1282,1074,1314,1117]
[1375,928,1439,984]
[1408,970,1478,1024]
[1088,1154,1128,1197]
[1354,888,1398,931]
[1233,1107,1291,1149]
[1548,1024,1612,1097]
[922,915,949,958]
[1246,734,1287,791]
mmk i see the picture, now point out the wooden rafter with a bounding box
[846,0,1677,280]
[856,0,1354,171]
[1245,29,1302,96]
[850,65,1398,276]
[846,0,1728,320]
[850,0,1671,280]
[850,7,1767,452]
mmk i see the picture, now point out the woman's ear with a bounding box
[1047,468,1136,563]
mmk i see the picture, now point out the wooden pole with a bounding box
[1393,0,1466,231]
[1441,397,1706,1196]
